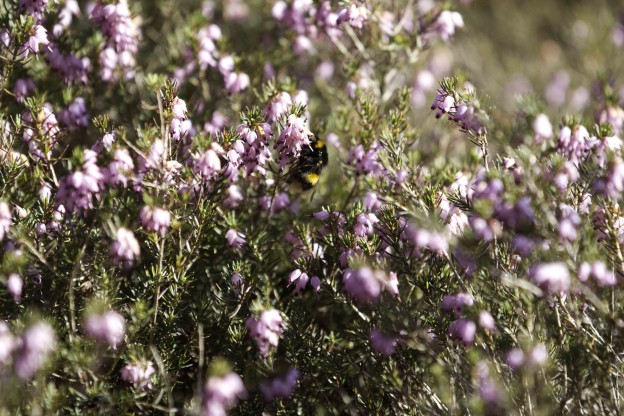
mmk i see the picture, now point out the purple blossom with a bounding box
[288,269,309,295]
[529,262,570,294]
[246,309,286,357]
[258,368,300,401]
[224,72,250,94]
[347,143,384,176]
[441,293,474,315]
[0,201,10,241]
[264,92,292,123]
[56,149,105,215]
[91,0,140,82]
[342,267,385,303]
[403,224,449,254]
[370,329,397,356]
[0,322,15,365]
[85,310,125,349]
[224,185,244,208]
[47,43,91,85]
[226,229,246,251]
[203,372,246,415]
[106,148,134,187]
[353,213,379,237]
[557,124,595,163]
[13,78,35,102]
[195,148,222,180]
[140,206,171,236]
[18,24,49,58]
[532,113,553,142]
[121,360,156,390]
[274,114,312,167]
[110,227,140,266]
[478,311,496,333]
[6,273,23,302]
[58,97,89,129]
[14,322,55,380]
[448,318,476,345]
[506,348,525,371]
[431,10,464,42]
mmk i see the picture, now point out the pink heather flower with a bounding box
[20,0,51,19]
[46,43,91,85]
[224,72,250,94]
[288,269,309,295]
[106,148,134,187]
[110,227,140,266]
[441,293,474,315]
[195,149,222,180]
[506,348,525,371]
[528,344,548,367]
[14,322,55,380]
[597,105,624,134]
[18,24,49,58]
[0,322,15,365]
[91,0,140,82]
[545,71,570,107]
[532,113,553,142]
[478,311,496,333]
[403,224,449,254]
[475,361,503,408]
[121,360,156,390]
[353,213,379,237]
[274,114,312,167]
[315,60,335,80]
[58,97,89,129]
[594,161,624,198]
[85,310,125,349]
[13,78,35,102]
[412,70,436,107]
[6,273,23,302]
[448,318,476,345]
[370,329,397,356]
[224,185,244,208]
[246,309,286,357]
[557,124,595,163]
[337,3,369,29]
[342,267,385,303]
[347,144,384,176]
[264,92,292,123]
[386,272,399,297]
[226,229,246,251]
[579,261,617,287]
[36,222,46,236]
[259,368,300,401]
[0,201,11,241]
[197,27,218,69]
[204,111,229,137]
[232,273,244,297]
[203,372,246,415]
[170,97,191,141]
[432,10,464,42]
[140,206,171,236]
[56,149,105,215]
[529,262,570,294]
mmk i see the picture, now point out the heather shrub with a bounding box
[0,0,624,415]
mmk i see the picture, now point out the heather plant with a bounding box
[1,0,624,415]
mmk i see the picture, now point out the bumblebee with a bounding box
[289,136,328,191]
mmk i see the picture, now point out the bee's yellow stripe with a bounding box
[305,173,320,185]
[314,140,326,149]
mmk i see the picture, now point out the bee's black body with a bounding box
[290,136,328,190]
